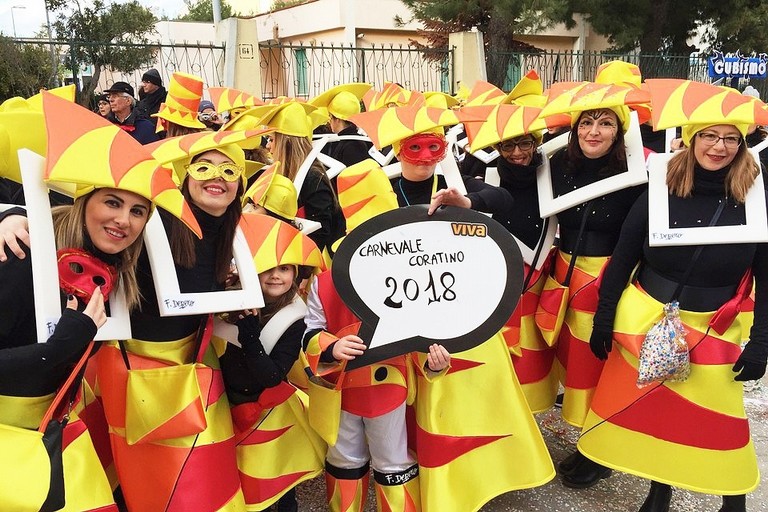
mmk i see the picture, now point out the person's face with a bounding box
[97,101,110,117]
[186,150,240,216]
[265,134,274,153]
[498,136,536,166]
[693,125,742,171]
[84,188,151,254]
[398,133,446,181]
[108,92,131,115]
[576,109,619,159]
[258,264,296,302]
[141,80,159,94]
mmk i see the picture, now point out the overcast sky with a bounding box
[0,0,191,39]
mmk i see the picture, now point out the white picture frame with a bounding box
[536,110,648,218]
[18,149,132,342]
[143,213,264,316]
[646,150,768,246]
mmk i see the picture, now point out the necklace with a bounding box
[397,174,439,207]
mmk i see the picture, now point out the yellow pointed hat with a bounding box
[239,212,325,273]
[230,101,328,138]
[349,105,462,150]
[424,91,460,109]
[153,72,206,130]
[460,104,550,152]
[594,60,651,123]
[362,82,424,111]
[643,78,768,145]
[503,70,547,107]
[308,83,372,120]
[336,159,399,233]
[147,128,274,185]
[463,80,507,107]
[41,91,202,238]
[209,86,265,130]
[242,162,298,220]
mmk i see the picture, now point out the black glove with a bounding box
[589,327,613,360]
[235,314,264,355]
[732,340,768,382]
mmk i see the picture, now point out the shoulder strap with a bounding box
[38,340,94,433]
[671,200,727,300]
[561,200,594,286]
[260,296,308,355]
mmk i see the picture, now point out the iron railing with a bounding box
[259,42,453,99]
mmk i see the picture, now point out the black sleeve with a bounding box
[749,242,768,346]
[0,308,97,396]
[592,192,648,333]
[460,154,489,179]
[243,319,303,389]
[463,175,514,216]
[300,170,340,251]
[302,326,338,363]
[0,205,27,224]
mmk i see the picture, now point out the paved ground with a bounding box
[292,376,768,512]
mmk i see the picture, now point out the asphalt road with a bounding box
[292,376,768,512]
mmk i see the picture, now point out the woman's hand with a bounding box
[428,188,471,215]
[426,343,450,371]
[0,215,30,262]
[331,335,366,361]
[77,287,107,329]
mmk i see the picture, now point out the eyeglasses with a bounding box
[697,132,742,148]
[185,161,243,182]
[498,139,535,152]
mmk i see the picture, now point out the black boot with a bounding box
[719,494,746,512]
[557,450,584,476]
[561,454,612,489]
[637,481,671,512]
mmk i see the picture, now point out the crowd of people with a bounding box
[0,61,766,512]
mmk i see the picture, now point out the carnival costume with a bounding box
[579,79,768,498]
[0,90,200,512]
[218,212,327,511]
[95,130,270,512]
[538,81,648,427]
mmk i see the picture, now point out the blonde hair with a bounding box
[51,191,144,311]
[270,132,325,181]
[666,137,759,203]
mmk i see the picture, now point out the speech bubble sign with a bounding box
[332,205,524,370]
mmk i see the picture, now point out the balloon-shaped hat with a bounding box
[0,86,76,183]
[242,162,298,221]
[643,78,768,145]
[153,72,206,131]
[308,83,372,120]
[239,212,325,274]
[41,92,202,237]
[229,101,328,138]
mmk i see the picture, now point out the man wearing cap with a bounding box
[136,68,167,119]
[198,100,224,131]
[104,81,159,145]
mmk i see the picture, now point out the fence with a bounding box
[259,42,453,99]
[489,50,768,98]
[0,38,225,104]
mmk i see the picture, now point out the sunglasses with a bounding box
[185,161,243,182]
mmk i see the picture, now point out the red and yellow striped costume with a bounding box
[578,284,759,494]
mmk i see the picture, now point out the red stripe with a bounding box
[415,423,509,468]
[240,470,312,504]
[591,352,750,451]
[556,325,605,389]
[687,329,742,365]
[512,347,556,384]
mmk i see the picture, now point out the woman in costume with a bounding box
[461,102,560,413]
[219,213,326,512]
[539,83,647,488]
[233,101,346,253]
[0,91,199,512]
[582,80,768,512]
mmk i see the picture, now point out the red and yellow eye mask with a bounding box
[398,133,447,166]
[185,161,244,182]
